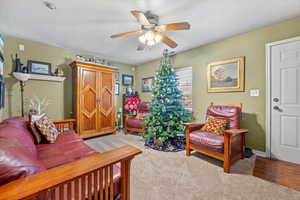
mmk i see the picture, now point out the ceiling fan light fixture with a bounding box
[138,35,146,44]
[154,33,162,43]
[144,31,155,41]
[139,31,162,46]
[147,40,156,46]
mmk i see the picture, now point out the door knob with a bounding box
[273,98,279,102]
[273,106,283,112]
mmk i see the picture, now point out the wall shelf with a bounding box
[12,72,66,82]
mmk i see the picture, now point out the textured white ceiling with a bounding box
[1,0,300,64]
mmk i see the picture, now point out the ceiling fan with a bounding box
[110,10,191,51]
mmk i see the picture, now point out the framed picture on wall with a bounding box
[0,81,5,109]
[115,82,120,95]
[0,59,3,77]
[115,72,120,82]
[0,34,4,58]
[28,60,52,75]
[122,74,133,86]
[142,77,154,92]
[207,57,245,93]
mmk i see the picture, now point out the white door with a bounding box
[270,38,300,164]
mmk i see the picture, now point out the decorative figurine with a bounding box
[21,66,28,73]
[55,66,64,77]
[14,54,23,72]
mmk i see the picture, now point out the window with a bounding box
[175,67,192,110]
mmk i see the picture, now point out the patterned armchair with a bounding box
[124,102,150,134]
[184,103,248,173]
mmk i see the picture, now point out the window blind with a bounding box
[175,67,192,110]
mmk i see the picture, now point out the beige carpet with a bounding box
[85,132,300,200]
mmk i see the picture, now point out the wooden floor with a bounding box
[254,157,300,192]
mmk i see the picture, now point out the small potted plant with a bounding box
[28,96,50,121]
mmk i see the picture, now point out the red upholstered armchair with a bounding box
[124,102,150,134]
[184,103,248,173]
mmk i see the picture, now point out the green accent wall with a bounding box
[135,16,300,152]
[0,35,135,121]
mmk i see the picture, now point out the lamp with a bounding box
[12,72,30,117]
[139,31,162,46]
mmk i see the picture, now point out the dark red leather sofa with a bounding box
[0,117,124,199]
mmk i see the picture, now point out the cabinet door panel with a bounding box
[98,71,115,132]
[79,67,99,135]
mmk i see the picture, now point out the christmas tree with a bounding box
[143,50,190,151]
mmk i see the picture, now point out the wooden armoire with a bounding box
[71,61,117,138]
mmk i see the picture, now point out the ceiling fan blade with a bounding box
[131,10,150,25]
[156,32,178,48]
[155,22,190,32]
[137,43,146,51]
[111,30,142,38]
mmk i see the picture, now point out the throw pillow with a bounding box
[34,115,60,143]
[28,114,45,144]
[201,118,228,135]
[28,121,42,144]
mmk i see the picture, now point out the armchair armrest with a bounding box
[183,123,205,133]
[53,118,76,132]
[0,145,142,200]
[224,129,248,136]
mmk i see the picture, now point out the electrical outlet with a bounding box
[250,89,259,97]
[19,44,25,51]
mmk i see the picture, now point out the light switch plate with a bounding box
[250,89,259,97]
[19,44,25,51]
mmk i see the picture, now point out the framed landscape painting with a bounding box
[122,74,134,86]
[142,77,154,92]
[28,60,52,75]
[207,57,245,93]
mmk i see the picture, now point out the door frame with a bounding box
[265,36,300,159]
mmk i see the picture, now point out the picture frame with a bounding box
[0,34,4,59]
[0,52,3,63]
[28,60,52,75]
[0,81,5,109]
[207,57,245,93]
[122,74,134,86]
[0,59,3,76]
[115,82,120,96]
[115,72,120,82]
[142,77,154,92]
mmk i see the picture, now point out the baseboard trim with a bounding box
[253,150,267,158]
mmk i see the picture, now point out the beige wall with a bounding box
[136,16,300,152]
[0,35,135,121]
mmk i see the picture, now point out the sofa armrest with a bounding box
[183,123,205,134]
[224,129,248,136]
[0,145,142,200]
[53,118,76,132]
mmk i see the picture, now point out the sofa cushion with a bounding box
[36,131,96,169]
[201,118,227,135]
[206,105,241,129]
[190,130,224,152]
[0,116,28,129]
[35,115,60,143]
[139,102,150,112]
[127,119,144,129]
[0,137,46,185]
[0,117,37,158]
